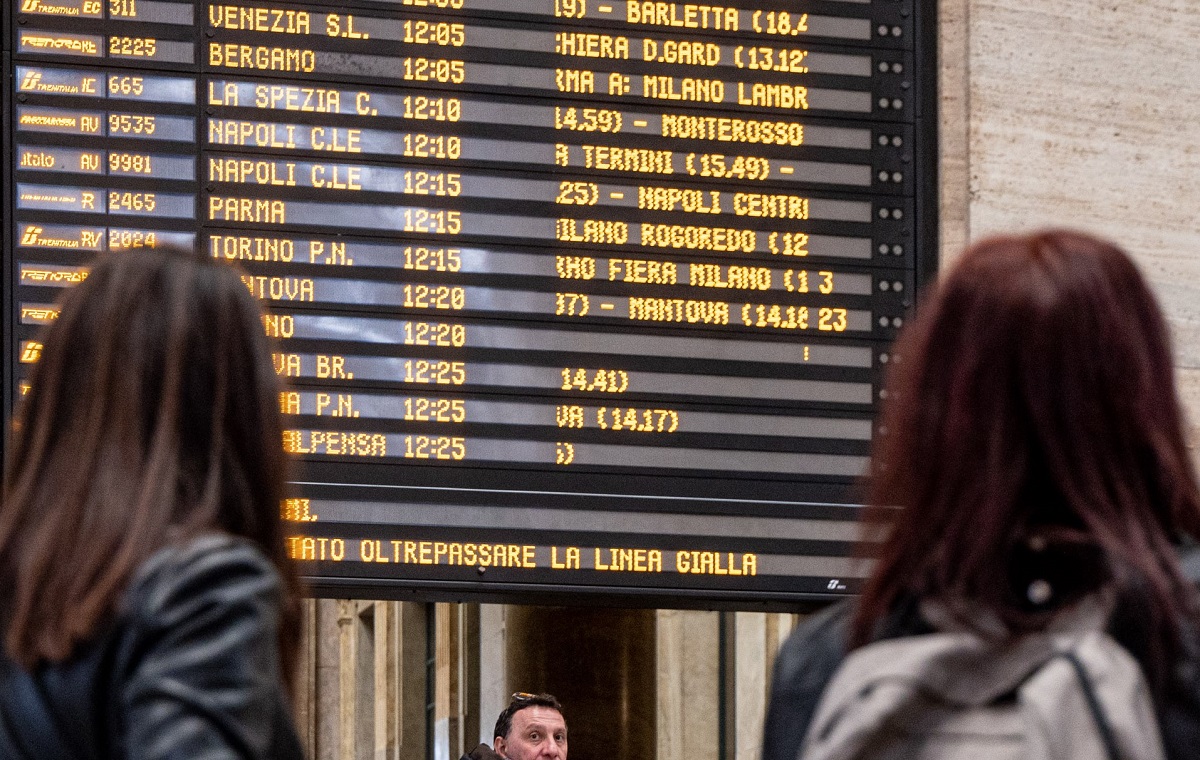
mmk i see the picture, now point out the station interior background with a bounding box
[291,2,1200,759]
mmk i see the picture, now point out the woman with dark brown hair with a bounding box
[762,230,1200,759]
[0,247,304,758]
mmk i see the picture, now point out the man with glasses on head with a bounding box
[460,692,568,760]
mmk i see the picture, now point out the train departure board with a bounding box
[3,0,936,607]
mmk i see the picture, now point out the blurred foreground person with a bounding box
[763,231,1200,760]
[0,248,304,758]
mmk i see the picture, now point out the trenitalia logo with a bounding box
[21,226,44,246]
[20,71,43,90]
[20,0,100,12]
[20,342,43,364]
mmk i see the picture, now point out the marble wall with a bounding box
[940,0,1200,454]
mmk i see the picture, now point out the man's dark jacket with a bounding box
[461,744,504,760]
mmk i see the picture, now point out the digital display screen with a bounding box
[3,0,937,607]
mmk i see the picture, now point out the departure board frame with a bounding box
[4,0,938,611]
[2,0,11,482]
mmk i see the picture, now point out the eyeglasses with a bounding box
[510,692,537,703]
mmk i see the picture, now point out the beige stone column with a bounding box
[380,602,430,760]
[316,598,344,760]
[478,604,510,746]
[720,612,799,760]
[434,603,468,760]
[294,599,319,757]
[296,599,428,760]
[938,0,972,263]
[656,610,720,760]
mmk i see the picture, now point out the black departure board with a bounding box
[3,0,936,607]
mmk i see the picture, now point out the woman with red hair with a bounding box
[763,230,1200,759]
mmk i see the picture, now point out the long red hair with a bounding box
[853,231,1200,682]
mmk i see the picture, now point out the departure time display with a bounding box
[3,0,937,607]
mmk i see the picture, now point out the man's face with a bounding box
[494,706,568,760]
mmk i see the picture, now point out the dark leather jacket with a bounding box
[0,535,303,759]
[460,743,504,760]
[762,597,1200,760]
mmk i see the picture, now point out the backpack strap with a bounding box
[1060,650,1121,760]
